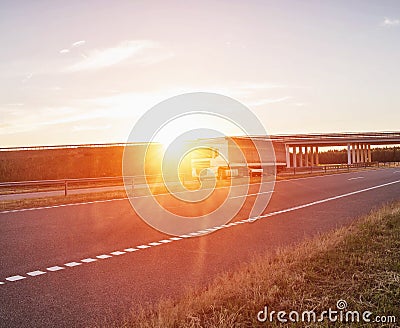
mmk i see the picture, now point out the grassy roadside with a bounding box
[113,201,400,328]
[0,190,128,211]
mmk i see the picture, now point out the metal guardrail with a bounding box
[283,161,400,175]
[0,173,198,197]
[1,162,399,197]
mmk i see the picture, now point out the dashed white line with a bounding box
[6,275,26,282]
[2,179,399,286]
[64,262,82,267]
[124,248,138,252]
[47,266,64,272]
[159,239,172,244]
[96,254,112,259]
[81,258,97,263]
[26,270,46,277]
[348,176,364,181]
[110,251,126,256]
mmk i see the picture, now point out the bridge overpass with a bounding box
[267,131,400,168]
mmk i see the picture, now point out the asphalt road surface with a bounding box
[1,168,400,327]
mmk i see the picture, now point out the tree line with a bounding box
[318,146,400,164]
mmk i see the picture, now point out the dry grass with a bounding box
[0,190,128,211]
[111,202,400,328]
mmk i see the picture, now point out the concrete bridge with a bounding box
[268,132,400,168]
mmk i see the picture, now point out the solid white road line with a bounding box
[255,179,400,221]
[348,176,364,181]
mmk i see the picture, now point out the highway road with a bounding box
[1,168,400,327]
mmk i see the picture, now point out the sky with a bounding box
[0,0,399,147]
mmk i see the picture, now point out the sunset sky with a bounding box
[1,0,399,147]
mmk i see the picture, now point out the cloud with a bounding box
[66,40,170,72]
[22,73,33,83]
[249,96,292,107]
[72,40,86,47]
[60,49,70,54]
[72,124,111,132]
[382,17,400,26]
[238,82,288,90]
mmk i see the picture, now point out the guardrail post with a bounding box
[64,180,68,196]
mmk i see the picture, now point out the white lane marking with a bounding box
[394,171,400,173]
[6,275,26,282]
[96,254,112,259]
[255,179,400,221]
[179,234,191,238]
[110,251,126,256]
[47,266,64,272]
[2,179,399,286]
[0,282,4,285]
[230,190,273,199]
[26,270,46,277]
[81,258,97,263]
[124,248,138,252]
[148,242,161,246]
[348,176,364,181]
[159,239,172,244]
[65,262,82,267]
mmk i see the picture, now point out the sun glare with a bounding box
[152,113,245,150]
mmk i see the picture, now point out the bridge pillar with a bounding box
[364,145,368,162]
[315,147,319,165]
[285,145,290,168]
[352,144,356,164]
[347,143,351,165]
[305,147,309,166]
[299,147,303,167]
[368,145,372,162]
[310,147,314,167]
[293,146,297,168]
[360,144,365,162]
[356,144,360,163]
